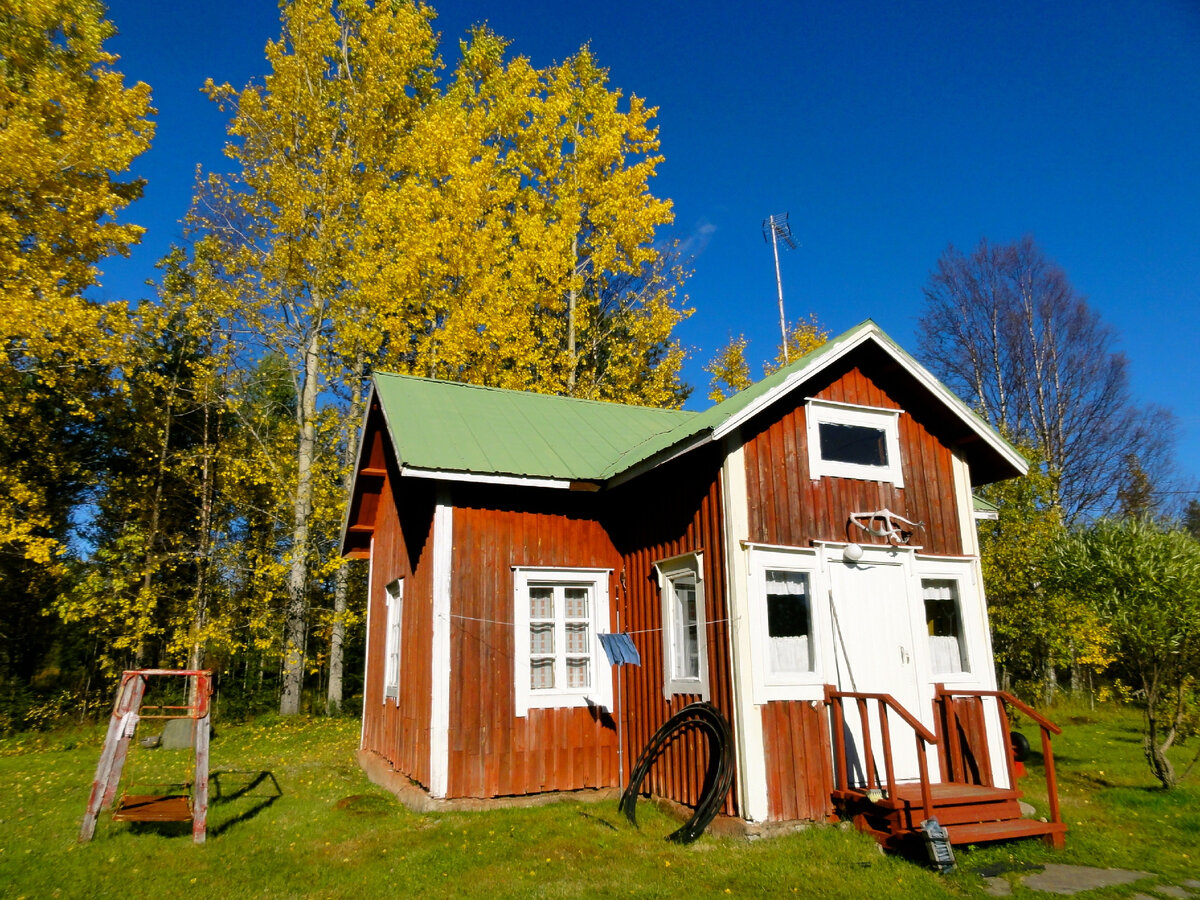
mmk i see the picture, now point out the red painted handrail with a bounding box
[934,685,1063,830]
[825,686,937,824]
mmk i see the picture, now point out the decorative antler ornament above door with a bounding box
[848,508,925,546]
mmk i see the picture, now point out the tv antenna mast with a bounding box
[763,213,798,363]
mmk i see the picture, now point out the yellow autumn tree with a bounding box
[706,315,829,401]
[192,1,692,713]
[194,0,440,714]
[0,0,153,683]
[0,0,153,560]
[704,334,752,402]
[358,32,689,407]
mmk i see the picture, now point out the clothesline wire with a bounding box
[446,613,733,636]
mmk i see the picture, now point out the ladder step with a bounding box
[112,794,193,822]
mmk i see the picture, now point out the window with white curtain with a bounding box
[765,569,813,674]
[746,545,823,703]
[383,578,403,701]
[512,568,611,716]
[923,578,969,674]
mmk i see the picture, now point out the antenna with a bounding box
[762,213,798,363]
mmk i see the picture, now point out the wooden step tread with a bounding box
[112,794,192,822]
[945,818,1066,845]
[834,782,1020,809]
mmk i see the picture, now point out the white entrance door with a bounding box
[826,553,928,785]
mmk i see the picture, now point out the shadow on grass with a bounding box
[119,770,282,839]
[208,769,283,837]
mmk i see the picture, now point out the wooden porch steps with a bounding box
[834,782,1064,850]
[945,818,1067,846]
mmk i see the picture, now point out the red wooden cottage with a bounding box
[341,320,1065,849]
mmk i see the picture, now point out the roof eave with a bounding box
[338,381,383,558]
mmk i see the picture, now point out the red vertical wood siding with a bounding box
[605,448,739,817]
[742,350,964,556]
[447,486,622,798]
[760,701,835,821]
[936,696,993,786]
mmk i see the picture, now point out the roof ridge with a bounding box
[372,371,696,417]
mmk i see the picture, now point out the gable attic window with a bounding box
[512,568,612,717]
[806,399,904,487]
[383,578,403,702]
[655,553,709,700]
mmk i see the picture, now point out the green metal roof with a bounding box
[368,320,1027,485]
[372,372,695,481]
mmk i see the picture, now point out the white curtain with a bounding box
[766,570,812,674]
[929,635,964,673]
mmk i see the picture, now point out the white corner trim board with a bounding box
[721,437,770,822]
[429,490,453,798]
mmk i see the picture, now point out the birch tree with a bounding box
[916,237,1174,521]
[195,0,438,713]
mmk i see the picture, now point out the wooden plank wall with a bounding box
[936,696,993,786]
[447,486,622,798]
[742,350,963,556]
[605,448,739,817]
[361,471,436,790]
[761,701,835,821]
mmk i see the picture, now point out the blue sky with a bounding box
[99,0,1200,493]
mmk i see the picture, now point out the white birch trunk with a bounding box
[280,326,321,715]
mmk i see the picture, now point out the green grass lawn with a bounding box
[0,703,1196,899]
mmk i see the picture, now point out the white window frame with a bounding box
[914,556,985,687]
[383,578,403,703]
[746,545,825,703]
[655,552,709,700]
[806,398,904,487]
[512,567,612,717]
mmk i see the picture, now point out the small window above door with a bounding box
[806,399,904,487]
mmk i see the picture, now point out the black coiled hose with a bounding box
[617,701,736,844]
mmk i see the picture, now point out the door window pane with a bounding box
[924,579,968,673]
[765,570,812,673]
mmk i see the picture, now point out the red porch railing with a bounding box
[824,685,938,825]
[934,685,1063,831]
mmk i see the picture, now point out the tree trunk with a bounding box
[566,230,579,393]
[280,326,321,715]
[1144,715,1178,789]
[326,361,365,715]
[188,401,216,676]
[135,376,177,667]
[1041,654,1057,707]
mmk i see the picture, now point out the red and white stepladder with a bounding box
[79,669,213,844]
